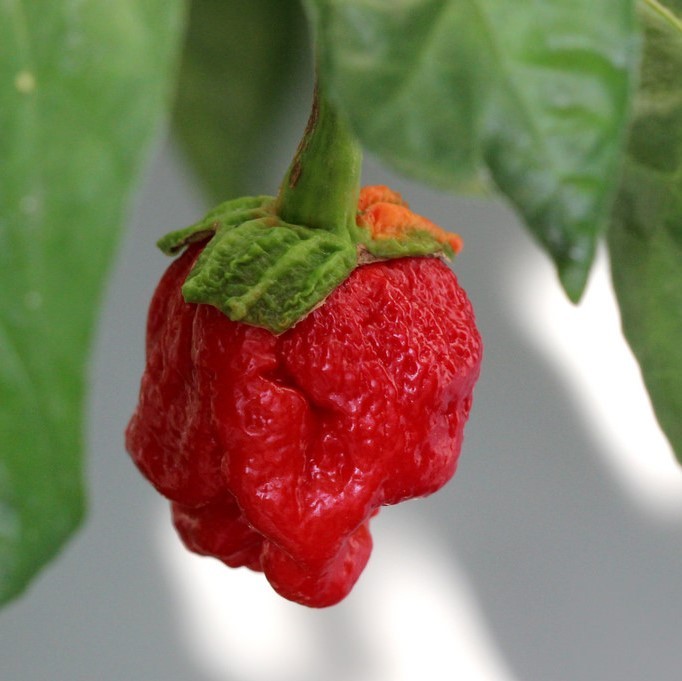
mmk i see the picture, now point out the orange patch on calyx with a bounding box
[357,185,463,254]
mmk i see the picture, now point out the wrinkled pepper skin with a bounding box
[127,200,482,608]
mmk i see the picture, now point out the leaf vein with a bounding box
[467,0,561,174]
[643,0,682,34]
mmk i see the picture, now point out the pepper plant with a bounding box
[0,0,680,608]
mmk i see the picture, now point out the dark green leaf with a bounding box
[608,0,682,463]
[0,0,185,605]
[305,0,639,299]
[173,0,307,201]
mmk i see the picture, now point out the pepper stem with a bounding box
[276,85,362,238]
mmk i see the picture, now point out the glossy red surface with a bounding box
[126,243,482,607]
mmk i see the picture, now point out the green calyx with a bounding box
[159,88,456,334]
[159,195,357,334]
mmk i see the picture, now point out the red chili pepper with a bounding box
[126,187,482,607]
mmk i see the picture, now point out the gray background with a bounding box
[2,90,682,680]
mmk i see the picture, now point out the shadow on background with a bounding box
[400,165,682,680]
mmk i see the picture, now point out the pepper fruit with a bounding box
[126,90,482,607]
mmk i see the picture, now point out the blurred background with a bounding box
[2,70,682,681]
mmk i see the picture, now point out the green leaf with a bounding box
[0,0,185,605]
[173,0,307,201]
[608,0,682,463]
[305,0,639,300]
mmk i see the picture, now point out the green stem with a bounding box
[276,85,362,238]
